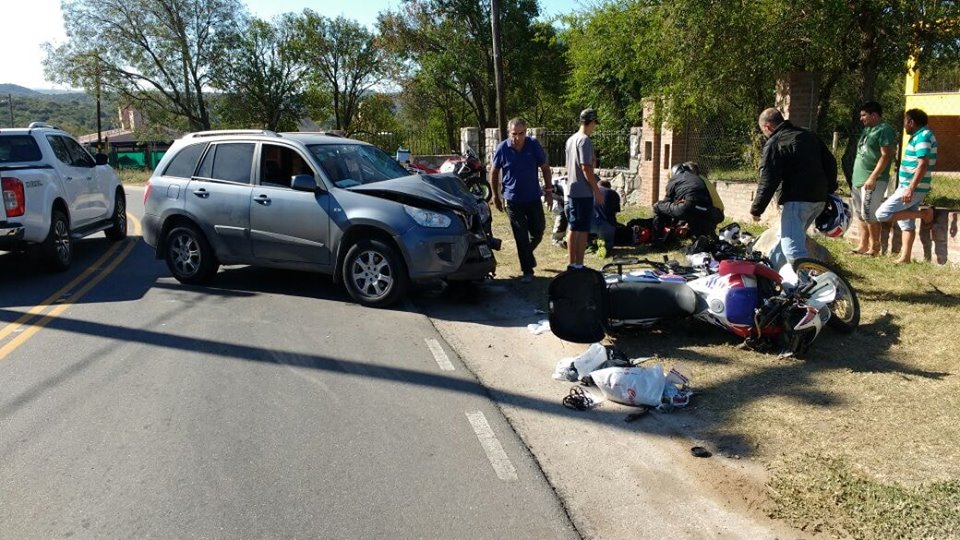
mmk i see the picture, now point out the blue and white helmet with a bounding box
[815,194,850,238]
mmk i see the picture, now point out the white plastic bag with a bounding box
[552,357,579,381]
[527,319,551,335]
[590,366,666,407]
[572,343,608,379]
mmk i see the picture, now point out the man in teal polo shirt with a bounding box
[490,117,553,282]
[876,108,938,264]
[851,101,897,256]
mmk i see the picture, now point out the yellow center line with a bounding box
[0,214,142,360]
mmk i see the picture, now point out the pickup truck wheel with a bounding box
[104,187,127,241]
[342,239,408,308]
[164,224,218,284]
[41,210,72,272]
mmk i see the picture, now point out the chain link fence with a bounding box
[543,130,631,169]
[350,130,460,158]
[673,122,759,182]
[675,119,960,208]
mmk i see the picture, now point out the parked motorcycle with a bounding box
[548,250,860,357]
[438,146,492,202]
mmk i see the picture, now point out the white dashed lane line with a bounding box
[425,337,455,371]
[466,410,518,481]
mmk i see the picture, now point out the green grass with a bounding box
[117,169,150,185]
[489,205,960,538]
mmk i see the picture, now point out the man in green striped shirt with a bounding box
[876,108,937,264]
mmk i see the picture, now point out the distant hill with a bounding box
[0,88,119,135]
[0,84,42,96]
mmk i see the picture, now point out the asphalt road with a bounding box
[0,187,576,539]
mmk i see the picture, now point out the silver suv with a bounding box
[142,130,496,307]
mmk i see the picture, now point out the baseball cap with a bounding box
[579,108,599,124]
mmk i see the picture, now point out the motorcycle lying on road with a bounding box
[438,147,492,202]
[548,244,861,357]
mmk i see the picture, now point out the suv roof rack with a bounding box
[28,121,60,130]
[288,131,343,138]
[184,129,279,139]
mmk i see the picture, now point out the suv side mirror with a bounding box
[291,174,320,192]
[94,153,109,166]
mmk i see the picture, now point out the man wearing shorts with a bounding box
[876,108,937,264]
[564,108,603,267]
[851,101,896,256]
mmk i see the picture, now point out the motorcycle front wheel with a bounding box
[792,257,860,333]
[466,179,493,202]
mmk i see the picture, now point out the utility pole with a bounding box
[95,56,103,151]
[490,0,507,142]
[7,94,13,128]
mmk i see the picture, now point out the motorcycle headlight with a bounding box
[404,205,452,228]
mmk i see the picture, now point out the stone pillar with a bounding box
[529,127,548,146]
[662,120,698,174]
[629,127,642,176]
[775,71,819,130]
[482,127,498,164]
[462,127,480,156]
[639,100,662,206]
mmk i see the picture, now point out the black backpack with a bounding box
[548,267,607,343]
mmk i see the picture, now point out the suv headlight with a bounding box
[404,205,452,228]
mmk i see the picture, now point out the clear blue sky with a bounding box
[2,0,588,90]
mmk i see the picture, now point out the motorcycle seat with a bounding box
[606,280,698,320]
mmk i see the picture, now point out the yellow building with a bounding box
[904,58,959,171]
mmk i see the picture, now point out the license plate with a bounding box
[478,244,492,259]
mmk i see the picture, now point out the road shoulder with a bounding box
[419,282,812,539]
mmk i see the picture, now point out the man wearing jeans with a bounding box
[490,117,552,282]
[751,108,838,269]
[875,108,937,264]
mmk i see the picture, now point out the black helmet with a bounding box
[670,161,700,179]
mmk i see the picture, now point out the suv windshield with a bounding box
[307,143,410,188]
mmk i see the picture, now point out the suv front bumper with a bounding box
[402,230,496,282]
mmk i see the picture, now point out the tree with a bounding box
[378,0,550,131]
[352,93,402,136]
[395,75,473,151]
[290,11,387,133]
[211,16,306,131]
[563,2,661,130]
[43,0,247,131]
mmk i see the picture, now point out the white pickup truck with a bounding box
[1,122,126,270]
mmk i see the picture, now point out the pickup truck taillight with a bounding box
[1,177,25,218]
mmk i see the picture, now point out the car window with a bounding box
[260,143,312,188]
[163,142,207,178]
[306,143,409,188]
[61,136,96,167]
[46,135,73,165]
[196,142,254,184]
[0,135,43,163]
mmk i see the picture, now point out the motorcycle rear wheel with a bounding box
[792,257,860,333]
